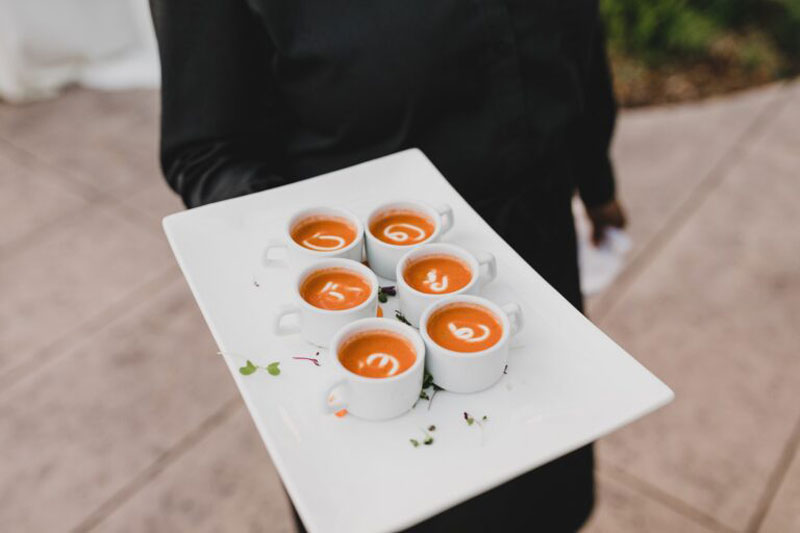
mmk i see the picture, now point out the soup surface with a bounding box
[403,254,472,294]
[426,303,503,352]
[291,215,357,252]
[338,329,417,378]
[370,209,435,245]
[300,268,371,310]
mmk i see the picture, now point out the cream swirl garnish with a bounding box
[447,322,491,343]
[361,352,400,376]
[383,223,426,243]
[302,232,347,251]
[422,269,449,292]
[320,281,363,302]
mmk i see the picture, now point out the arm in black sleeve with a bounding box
[150,0,287,208]
[571,21,618,209]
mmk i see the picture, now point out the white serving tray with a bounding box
[163,149,673,533]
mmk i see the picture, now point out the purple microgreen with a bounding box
[292,356,320,366]
[428,425,436,432]
[503,364,508,374]
[380,286,396,296]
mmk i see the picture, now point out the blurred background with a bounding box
[1,0,798,532]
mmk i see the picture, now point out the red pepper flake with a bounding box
[335,409,348,418]
[376,306,384,317]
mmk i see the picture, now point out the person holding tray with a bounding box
[150,1,626,531]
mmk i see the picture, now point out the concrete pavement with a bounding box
[0,82,798,532]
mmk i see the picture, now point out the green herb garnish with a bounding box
[237,359,281,377]
[410,439,420,447]
[239,360,258,375]
[419,369,444,409]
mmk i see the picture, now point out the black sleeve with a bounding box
[571,22,618,209]
[150,0,287,208]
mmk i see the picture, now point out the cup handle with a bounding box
[435,203,454,235]
[273,304,301,336]
[263,238,288,268]
[325,380,350,414]
[501,302,524,337]
[475,251,497,288]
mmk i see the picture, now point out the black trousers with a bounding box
[291,444,594,532]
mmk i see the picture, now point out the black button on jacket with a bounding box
[151,1,615,530]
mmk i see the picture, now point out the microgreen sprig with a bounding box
[378,286,396,303]
[292,351,321,366]
[395,310,412,326]
[419,369,444,410]
[237,359,281,376]
[464,412,489,444]
[410,425,435,448]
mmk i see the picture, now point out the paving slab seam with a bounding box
[0,137,103,201]
[601,463,739,533]
[71,396,243,533]
[0,199,112,263]
[591,82,795,325]
[747,411,800,532]
[0,266,180,397]
[0,135,168,244]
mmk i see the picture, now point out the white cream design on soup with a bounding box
[361,352,400,376]
[447,322,491,343]
[302,232,347,251]
[383,223,426,243]
[422,269,449,293]
[320,281,363,302]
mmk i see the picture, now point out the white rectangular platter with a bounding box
[163,149,673,533]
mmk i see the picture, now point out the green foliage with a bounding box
[601,0,800,69]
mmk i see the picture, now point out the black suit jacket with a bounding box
[151,1,615,529]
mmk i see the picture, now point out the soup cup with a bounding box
[326,318,425,420]
[420,295,523,393]
[273,258,378,347]
[364,200,454,280]
[396,243,496,327]
[263,206,364,271]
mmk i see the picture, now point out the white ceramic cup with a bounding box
[272,259,378,348]
[420,295,524,393]
[326,318,425,420]
[396,243,497,327]
[364,200,454,280]
[263,206,364,271]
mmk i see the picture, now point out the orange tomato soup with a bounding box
[370,209,435,245]
[426,303,503,352]
[403,254,472,294]
[338,329,416,378]
[291,215,356,252]
[300,268,371,310]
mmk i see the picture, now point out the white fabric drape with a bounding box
[0,0,159,103]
